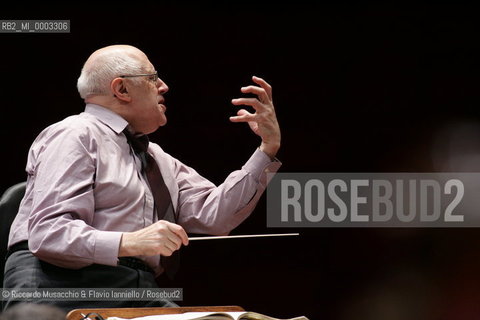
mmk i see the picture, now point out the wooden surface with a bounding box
[66,306,244,320]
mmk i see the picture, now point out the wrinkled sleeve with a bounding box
[27,127,122,269]
[174,148,282,235]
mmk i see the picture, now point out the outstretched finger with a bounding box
[229,109,256,122]
[251,76,272,101]
[231,98,264,111]
[240,85,270,103]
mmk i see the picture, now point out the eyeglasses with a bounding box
[119,71,158,82]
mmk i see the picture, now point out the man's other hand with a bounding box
[230,76,281,159]
[119,220,189,257]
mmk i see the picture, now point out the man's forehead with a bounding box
[145,62,155,72]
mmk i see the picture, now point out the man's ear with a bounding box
[111,78,131,102]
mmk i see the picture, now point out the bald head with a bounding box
[77,45,149,99]
[76,44,169,134]
[85,45,147,67]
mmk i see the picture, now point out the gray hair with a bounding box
[77,51,145,99]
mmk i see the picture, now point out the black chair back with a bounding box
[0,182,26,286]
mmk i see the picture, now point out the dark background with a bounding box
[2,2,480,319]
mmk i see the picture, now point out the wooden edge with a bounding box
[66,306,245,320]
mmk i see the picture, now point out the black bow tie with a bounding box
[123,129,149,154]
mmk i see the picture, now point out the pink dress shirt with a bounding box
[8,104,281,275]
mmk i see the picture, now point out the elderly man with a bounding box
[2,45,281,310]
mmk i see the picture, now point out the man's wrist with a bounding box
[118,232,135,257]
[259,142,280,160]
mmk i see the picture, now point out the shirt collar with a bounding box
[84,103,129,134]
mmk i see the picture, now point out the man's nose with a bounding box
[157,79,169,94]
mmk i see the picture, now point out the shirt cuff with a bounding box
[242,148,282,181]
[93,230,123,266]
